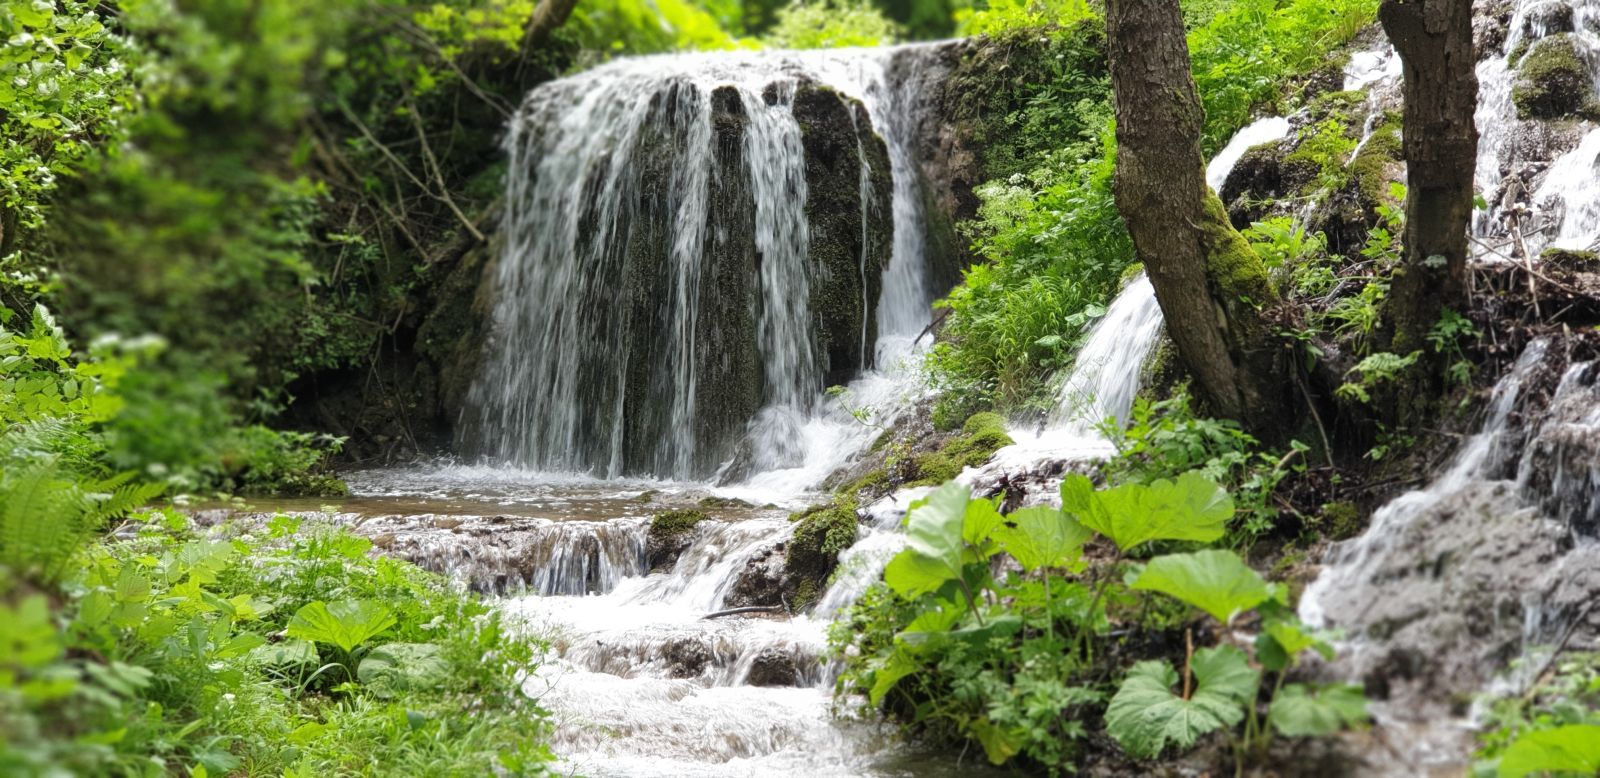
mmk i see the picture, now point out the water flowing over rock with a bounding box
[461,44,986,483]
[1301,337,1600,772]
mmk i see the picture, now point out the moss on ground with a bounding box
[784,496,862,610]
[648,509,708,542]
[909,411,1014,485]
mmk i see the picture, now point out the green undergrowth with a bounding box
[928,0,1377,420]
[1473,653,1600,777]
[830,475,1368,773]
[0,512,552,776]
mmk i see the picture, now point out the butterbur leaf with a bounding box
[1062,471,1232,552]
[1105,645,1258,759]
[1268,683,1367,737]
[1256,617,1333,671]
[883,482,971,597]
[969,716,1023,765]
[286,600,397,654]
[990,505,1092,572]
[961,497,1006,550]
[1131,550,1269,625]
[868,651,918,707]
[1496,724,1600,777]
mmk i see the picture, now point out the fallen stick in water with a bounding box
[702,605,786,620]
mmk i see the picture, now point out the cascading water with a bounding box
[973,116,1291,478]
[1300,338,1600,771]
[1475,0,1600,257]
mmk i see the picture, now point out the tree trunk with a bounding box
[1104,0,1284,427]
[524,0,581,51]
[1378,0,1478,354]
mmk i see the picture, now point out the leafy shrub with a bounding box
[763,0,900,48]
[832,476,1365,771]
[1100,393,1303,544]
[0,512,553,776]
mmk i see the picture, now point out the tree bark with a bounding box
[523,0,581,52]
[1104,0,1284,427]
[1378,0,1478,353]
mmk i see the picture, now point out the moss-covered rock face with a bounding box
[783,497,862,610]
[909,411,1014,485]
[646,509,709,570]
[1513,34,1599,120]
[793,83,893,383]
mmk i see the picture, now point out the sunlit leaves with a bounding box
[1060,471,1233,552]
[286,600,397,655]
[1105,645,1258,758]
[1131,549,1269,625]
[1495,725,1600,778]
[990,505,1093,572]
[1268,683,1368,737]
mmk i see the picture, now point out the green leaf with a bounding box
[1061,471,1233,553]
[989,505,1092,572]
[883,482,971,597]
[285,600,396,654]
[1105,645,1258,759]
[358,643,449,698]
[1268,683,1367,737]
[970,716,1023,765]
[1496,725,1600,777]
[1256,616,1333,671]
[868,650,918,707]
[1131,549,1269,625]
[960,496,1006,549]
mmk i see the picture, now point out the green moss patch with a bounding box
[909,411,1014,485]
[784,497,862,610]
[648,509,708,542]
[1512,34,1599,120]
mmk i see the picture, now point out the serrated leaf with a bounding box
[1105,645,1258,759]
[883,482,971,597]
[1131,549,1269,625]
[285,600,396,654]
[1268,683,1367,737]
[989,505,1092,572]
[1496,724,1600,777]
[1061,471,1233,552]
[961,496,1006,549]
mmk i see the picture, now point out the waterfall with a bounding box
[466,48,944,482]
[1298,337,1600,768]
[1476,0,1600,257]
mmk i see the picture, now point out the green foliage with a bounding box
[763,0,900,48]
[837,472,1366,771]
[1494,725,1600,777]
[1101,393,1301,545]
[1129,549,1269,625]
[1060,471,1232,553]
[1335,351,1421,405]
[957,0,1093,36]
[1268,683,1369,737]
[287,599,399,655]
[1475,653,1600,777]
[1105,646,1258,758]
[1188,0,1379,151]
[0,452,162,586]
[0,513,553,775]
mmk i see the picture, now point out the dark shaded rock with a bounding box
[646,509,708,571]
[793,83,893,382]
[1513,34,1599,120]
[661,636,712,679]
[726,544,789,608]
[745,646,803,687]
[1540,247,1600,273]
[1220,138,1319,229]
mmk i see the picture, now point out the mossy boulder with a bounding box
[1512,34,1599,120]
[645,509,709,570]
[909,411,1014,485]
[783,497,862,610]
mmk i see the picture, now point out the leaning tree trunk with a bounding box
[524,0,581,51]
[1378,0,1478,354]
[1104,0,1285,427]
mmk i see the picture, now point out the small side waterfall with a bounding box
[1476,0,1600,256]
[1301,337,1600,769]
